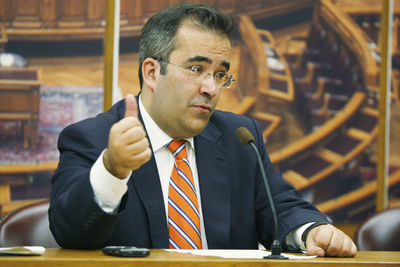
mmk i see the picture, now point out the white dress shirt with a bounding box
[89,95,308,251]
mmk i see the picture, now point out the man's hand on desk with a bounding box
[305,224,357,257]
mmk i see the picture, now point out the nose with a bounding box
[199,73,219,97]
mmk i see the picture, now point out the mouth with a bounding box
[193,104,212,114]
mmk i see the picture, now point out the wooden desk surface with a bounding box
[0,249,399,267]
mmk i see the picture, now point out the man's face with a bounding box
[148,23,232,139]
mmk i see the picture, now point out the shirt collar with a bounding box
[138,95,194,152]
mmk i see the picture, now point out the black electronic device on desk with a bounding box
[102,246,150,257]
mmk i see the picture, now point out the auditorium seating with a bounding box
[236,1,379,200]
[262,0,383,206]
[336,2,400,103]
[239,15,314,150]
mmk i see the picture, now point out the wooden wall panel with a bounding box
[0,0,313,40]
[57,0,86,19]
[234,0,263,12]
[120,0,142,25]
[56,0,86,28]
[141,0,169,18]
[87,0,106,27]
[10,0,42,28]
[41,0,57,26]
[213,0,234,11]
[12,0,41,18]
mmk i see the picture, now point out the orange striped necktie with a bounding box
[167,140,202,249]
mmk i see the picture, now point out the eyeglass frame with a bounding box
[155,59,235,89]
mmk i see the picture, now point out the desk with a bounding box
[0,68,41,150]
[0,249,398,267]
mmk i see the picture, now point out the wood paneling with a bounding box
[0,0,313,40]
[10,0,42,28]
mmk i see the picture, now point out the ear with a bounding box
[142,58,159,92]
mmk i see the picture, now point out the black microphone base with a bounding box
[264,240,288,259]
[264,254,289,259]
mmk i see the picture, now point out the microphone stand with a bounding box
[248,141,288,259]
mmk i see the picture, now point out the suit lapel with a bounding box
[131,158,169,248]
[129,99,168,248]
[128,97,231,248]
[195,122,231,248]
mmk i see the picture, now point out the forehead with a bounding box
[170,23,231,64]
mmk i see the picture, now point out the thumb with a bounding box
[306,238,326,257]
[124,94,138,118]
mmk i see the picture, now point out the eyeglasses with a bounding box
[160,61,235,89]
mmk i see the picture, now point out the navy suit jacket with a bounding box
[49,97,329,249]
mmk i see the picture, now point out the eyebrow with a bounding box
[186,56,230,71]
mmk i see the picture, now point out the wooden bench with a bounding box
[251,111,281,142]
[270,91,366,164]
[257,28,295,103]
[0,68,41,150]
[283,105,379,191]
[231,96,257,117]
[0,24,7,52]
[317,167,400,214]
[238,15,295,107]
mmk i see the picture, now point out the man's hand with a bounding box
[103,94,152,178]
[306,224,357,257]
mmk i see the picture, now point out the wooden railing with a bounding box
[331,0,400,15]
[320,0,379,87]
[238,15,295,103]
[257,29,295,103]
[238,15,268,99]
[269,92,366,164]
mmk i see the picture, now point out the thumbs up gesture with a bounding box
[103,94,152,178]
[124,93,138,118]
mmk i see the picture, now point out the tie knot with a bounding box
[168,140,187,159]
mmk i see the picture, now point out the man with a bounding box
[49,3,357,257]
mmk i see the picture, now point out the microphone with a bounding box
[236,127,288,259]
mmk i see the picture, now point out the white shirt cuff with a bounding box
[90,149,131,214]
[285,222,315,253]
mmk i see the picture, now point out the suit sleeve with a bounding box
[49,114,128,249]
[249,118,330,251]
